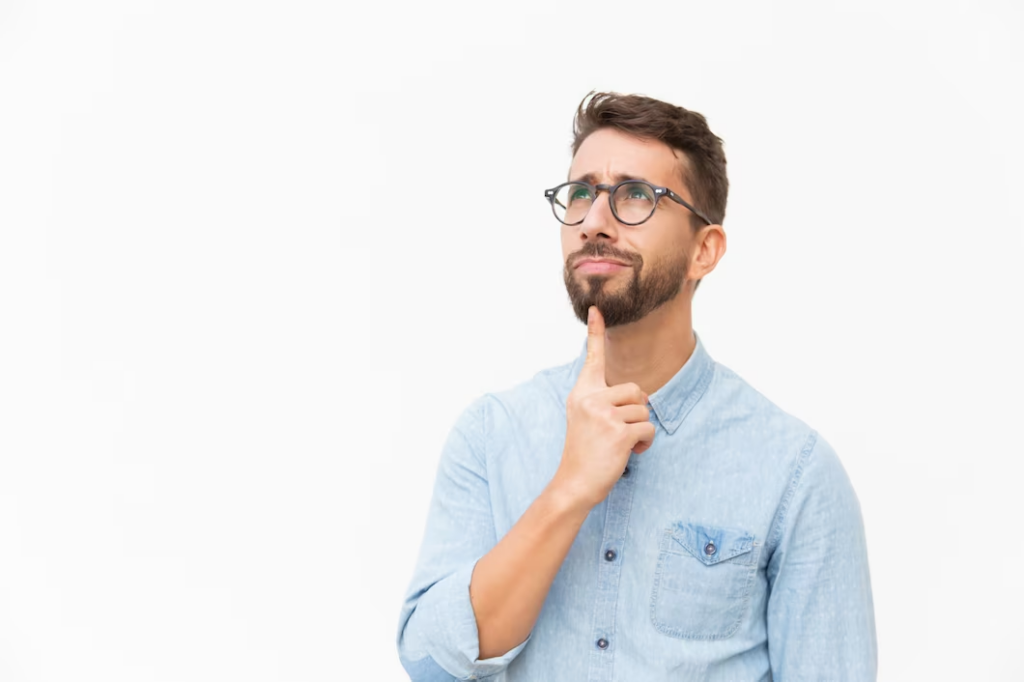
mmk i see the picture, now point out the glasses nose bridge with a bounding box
[586,183,617,220]
[592,183,615,200]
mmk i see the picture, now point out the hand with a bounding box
[553,306,656,510]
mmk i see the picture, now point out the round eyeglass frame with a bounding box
[543,179,713,227]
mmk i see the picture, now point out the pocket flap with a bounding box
[669,521,755,566]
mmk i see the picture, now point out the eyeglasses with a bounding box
[543,180,712,227]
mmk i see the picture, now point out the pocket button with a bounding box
[704,541,716,556]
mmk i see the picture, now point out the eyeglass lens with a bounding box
[552,182,658,225]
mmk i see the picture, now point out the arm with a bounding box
[470,469,590,659]
[396,395,529,681]
[766,432,878,680]
[394,395,610,678]
[397,307,653,679]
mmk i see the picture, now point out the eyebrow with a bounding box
[568,171,655,185]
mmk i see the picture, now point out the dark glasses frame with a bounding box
[543,179,713,227]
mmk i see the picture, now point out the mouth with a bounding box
[574,258,630,274]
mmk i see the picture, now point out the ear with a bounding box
[688,224,727,282]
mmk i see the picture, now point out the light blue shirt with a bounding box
[397,333,876,681]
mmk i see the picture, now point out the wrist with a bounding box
[545,470,596,517]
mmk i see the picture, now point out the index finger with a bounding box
[581,306,606,386]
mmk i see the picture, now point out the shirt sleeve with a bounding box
[396,395,531,681]
[766,431,878,680]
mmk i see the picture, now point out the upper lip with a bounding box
[574,257,629,269]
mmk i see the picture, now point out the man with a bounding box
[396,91,876,681]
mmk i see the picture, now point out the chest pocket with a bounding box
[650,520,762,640]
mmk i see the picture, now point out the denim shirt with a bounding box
[397,333,877,681]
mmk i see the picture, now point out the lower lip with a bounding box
[576,261,628,274]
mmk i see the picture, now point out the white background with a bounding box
[1,0,1022,680]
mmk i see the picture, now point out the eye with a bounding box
[569,186,593,202]
[619,183,654,202]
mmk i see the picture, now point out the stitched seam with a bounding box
[587,498,616,674]
[722,541,765,638]
[665,358,716,434]
[605,472,638,667]
[481,395,497,548]
[480,394,489,479]
[766,430,818,555]
[669,534,754,565]
[649,530,671,636]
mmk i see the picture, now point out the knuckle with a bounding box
[577,394,601,417]
[624,382,644,402]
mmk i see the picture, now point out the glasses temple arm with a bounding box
[666,190,713,225]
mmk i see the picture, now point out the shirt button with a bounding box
[596,638,609,650]
[704,541,716,556]
[604,549,616,562]
[622,466,630,477]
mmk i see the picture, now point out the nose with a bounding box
[577,191,619,242]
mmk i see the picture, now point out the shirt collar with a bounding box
[568,331,715,435]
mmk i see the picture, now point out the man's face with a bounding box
[561,127,698,328]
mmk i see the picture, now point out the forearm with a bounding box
[469,477,590,659]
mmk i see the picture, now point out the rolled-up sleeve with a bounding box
[766,431,878,680]
[397,395,531,681]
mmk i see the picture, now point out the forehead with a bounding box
[569,127,686,188]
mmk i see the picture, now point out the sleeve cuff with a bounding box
[420,559,532,679]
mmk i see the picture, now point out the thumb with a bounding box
[582,306,607,386]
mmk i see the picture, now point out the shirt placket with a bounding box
[587,454,638,682]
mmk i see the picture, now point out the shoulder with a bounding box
[478,354,578,424]
[713,363,850,466]
[703,360,818,454]
[442,353,577,447]
[704,360,857,500]
[702,363,863,548]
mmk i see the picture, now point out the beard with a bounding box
[563,241,690,327]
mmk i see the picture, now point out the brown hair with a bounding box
[571,91,728,229]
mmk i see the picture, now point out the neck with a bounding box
[602,293,696,396]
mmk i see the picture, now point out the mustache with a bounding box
[566,243,642,269]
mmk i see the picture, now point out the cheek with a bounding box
[639,226,687,262]
[560,230,578,261]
